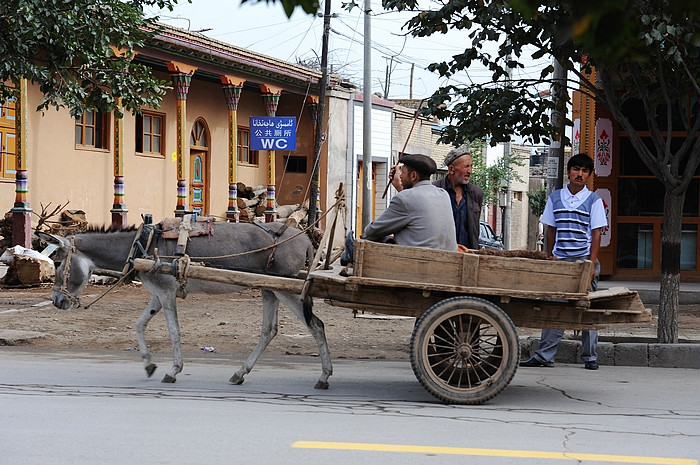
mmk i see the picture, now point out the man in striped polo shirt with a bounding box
[520,153,608,370]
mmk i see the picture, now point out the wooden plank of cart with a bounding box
[133,239,651,405]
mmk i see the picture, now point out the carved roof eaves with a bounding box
[141,23,329,92]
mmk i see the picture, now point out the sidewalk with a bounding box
[601,279,700,305]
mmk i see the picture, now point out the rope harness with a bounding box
[251,222,289,271]
[67,223,159,309]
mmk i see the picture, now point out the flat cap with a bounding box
[444,146,471,167]
[400,154,437,176]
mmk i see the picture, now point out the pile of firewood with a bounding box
[0,204,88,251]
[236,182,310,227]
[47,210,88,236]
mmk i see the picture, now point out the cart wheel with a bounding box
[410,296,520,405]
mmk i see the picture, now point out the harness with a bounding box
[251,221,289,271]
[54,223,160,309]
[122,222,160,276]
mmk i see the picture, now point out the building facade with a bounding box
[2,25,358,246]
[573,77,700,281]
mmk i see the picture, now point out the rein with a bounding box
[82,223,157,308]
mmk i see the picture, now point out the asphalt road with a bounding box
[1,348,698,465]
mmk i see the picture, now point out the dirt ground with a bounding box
[1,282,699,360]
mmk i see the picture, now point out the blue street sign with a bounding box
[249,116,297,151]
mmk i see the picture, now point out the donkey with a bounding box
[42,221,333,389]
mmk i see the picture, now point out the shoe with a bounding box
[340,231,354,266]
[584,361,599,370]
[519,357,554,368]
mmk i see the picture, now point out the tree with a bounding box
[468,140,525,208]
[381,0,700,343]
[0,0,186,116]
[528,184,547,218]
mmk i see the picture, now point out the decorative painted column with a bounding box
[221,75,246,222]
[11,78,31,248]
[306,97,322,218]
[10,78,32,249]
[167,61,197,217]
[106,46,135,228]
[260,84,283,222]
[110,97,128,229]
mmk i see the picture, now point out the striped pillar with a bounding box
[167,62,197,217]
[110,97,128,229]
[261,84,282,222]
[222,76,245,222]
[11,78,31,248]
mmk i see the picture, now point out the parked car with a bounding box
[479,220,504,250]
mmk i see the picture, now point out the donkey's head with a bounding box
[39,232,94,309]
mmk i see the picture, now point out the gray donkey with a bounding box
[42,221,332,389]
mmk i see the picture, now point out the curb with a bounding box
[520,337,700,369]
[633,288,700,306]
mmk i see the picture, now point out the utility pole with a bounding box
[308,0,332,226]
[502,52,513,250]
[361,0,372,232]
[383,56,393,99]
[546,57,567,196]
[545,58,567,254]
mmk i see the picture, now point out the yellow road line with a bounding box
[292,441,697,465]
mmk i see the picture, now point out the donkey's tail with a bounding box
[305,242,314,279]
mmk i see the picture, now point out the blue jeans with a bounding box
[534,258,600,363]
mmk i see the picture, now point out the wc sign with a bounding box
[249,116,297,150]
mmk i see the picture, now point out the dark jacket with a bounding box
[433,177,484,250]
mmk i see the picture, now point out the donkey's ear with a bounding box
[36,232,71,249]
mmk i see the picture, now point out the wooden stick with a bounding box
[382,99,426,199]
[132,258,305,294]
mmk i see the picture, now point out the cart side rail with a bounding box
[353,240,594,298]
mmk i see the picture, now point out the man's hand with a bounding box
[389,163,403,191]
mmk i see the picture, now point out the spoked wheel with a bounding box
[410,296,520,405]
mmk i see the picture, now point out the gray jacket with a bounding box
[363,180,458,251]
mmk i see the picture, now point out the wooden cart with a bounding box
[133,239,651,405]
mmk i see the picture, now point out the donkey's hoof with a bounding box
[314,380,330,390]
[229,374,245,385]
[145,363,157,377]
[161,374,177,383]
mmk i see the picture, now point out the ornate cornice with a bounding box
[139,23,331,93]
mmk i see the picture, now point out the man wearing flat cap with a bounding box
[433,146,484,250]
[362,154,457,251]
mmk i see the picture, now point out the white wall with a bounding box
[348,100,393,231]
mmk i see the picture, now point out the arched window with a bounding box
[190,119,209,148]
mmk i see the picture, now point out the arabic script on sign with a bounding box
[250,116,297,151]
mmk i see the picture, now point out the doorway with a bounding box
[189,119,210,215]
